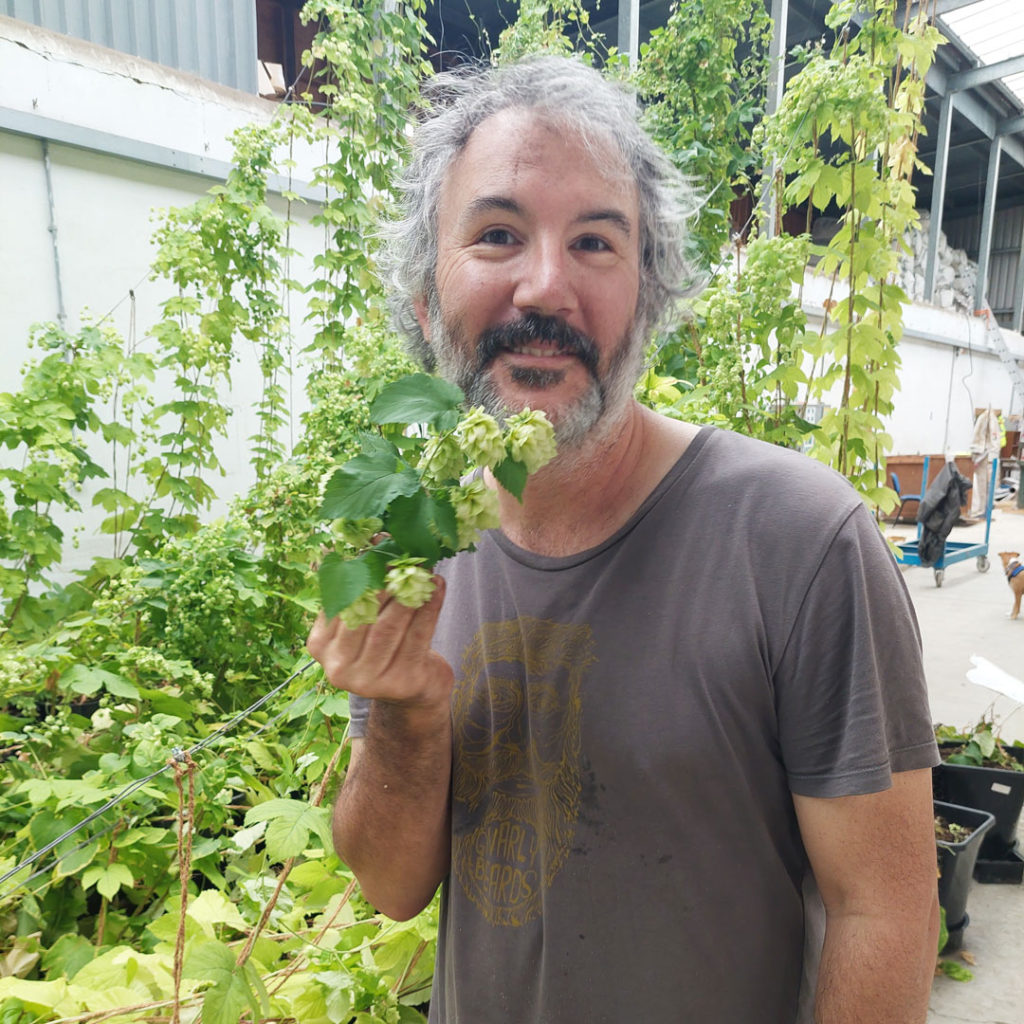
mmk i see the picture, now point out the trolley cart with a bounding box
[895,455,996,587]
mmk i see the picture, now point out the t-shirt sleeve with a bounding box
[348,693,372,739]
[774,503,939,798]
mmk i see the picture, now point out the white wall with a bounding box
[0,16,330,575]
[801,271,1024,459]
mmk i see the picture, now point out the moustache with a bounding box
[475,315,600,377]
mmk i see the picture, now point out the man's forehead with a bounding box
[441,107,635,199]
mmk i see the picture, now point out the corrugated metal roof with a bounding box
[0,0,258,94]
[940,0,1024,110]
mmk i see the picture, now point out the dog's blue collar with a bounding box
[1009,563,1024,580]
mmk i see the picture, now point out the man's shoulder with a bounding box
[697,426,860,501]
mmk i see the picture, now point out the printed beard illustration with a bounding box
[451,617,595,927]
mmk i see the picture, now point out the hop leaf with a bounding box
[384,558,436,608]
[454,408,505,469]
[504,409,557,474]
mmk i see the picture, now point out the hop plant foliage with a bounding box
[318,374,556,625]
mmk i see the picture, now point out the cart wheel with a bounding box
[978,556,990,573]
[934,569,945,587]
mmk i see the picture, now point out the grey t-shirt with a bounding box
[349,426,937,1023]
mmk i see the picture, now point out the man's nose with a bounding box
[512,242,578,318]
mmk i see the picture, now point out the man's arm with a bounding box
[793,768,940,1024]
[307,579,454,921]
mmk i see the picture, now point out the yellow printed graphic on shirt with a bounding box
[451,617,594,927]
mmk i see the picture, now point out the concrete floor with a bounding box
[885,508,1024,1024]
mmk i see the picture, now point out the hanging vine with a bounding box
[761,0,943,501]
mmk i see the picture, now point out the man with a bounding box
[308,55,940,1023]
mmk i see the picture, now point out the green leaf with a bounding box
[230,820,268,854]
[186,890,249,937]
[138,686,193,718]
[183,940,267,1024]
[936,959,973,982]
[975,729,997,760]
[356,430,401,460]
[430,494,460,550]
[492,456,528,500]
[40,934,94,982]
[386,491,442,563]
[83,861,134,900]
[321,452,421,520]
[319,553,372,618]
[60,664,139,699]
[369,373,464,426]
[243,799,333,861]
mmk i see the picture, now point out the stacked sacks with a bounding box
[896,211,978,313]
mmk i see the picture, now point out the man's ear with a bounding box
[413,297,431,342]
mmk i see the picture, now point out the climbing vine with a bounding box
[760,0,943,502]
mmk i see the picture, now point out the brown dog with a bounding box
[998,551,1024,619]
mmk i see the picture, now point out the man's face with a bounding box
[415,108,644,448]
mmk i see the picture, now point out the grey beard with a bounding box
[429,297,644,451]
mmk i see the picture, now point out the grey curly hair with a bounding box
[377,55,698,368]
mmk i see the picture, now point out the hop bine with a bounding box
[318,374,557,626]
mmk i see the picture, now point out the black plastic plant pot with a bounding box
[973,841,1024,884]
[933,744,1024,859]
[935,799,996,952]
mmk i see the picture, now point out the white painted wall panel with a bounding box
[1,18,325,578]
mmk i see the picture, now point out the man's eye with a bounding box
[574,235,611,252]
[478,228,516,245]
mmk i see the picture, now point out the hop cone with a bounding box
[505,409,557,474]
[340,589,381,628]
[384,559,436,608]
[454,408,506,469]
[420,433,468,486]
[452,478,501,549]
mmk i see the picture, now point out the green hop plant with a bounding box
[340,589,382,629]
[504,409,558,474]
[317,373,557,626]
[331,517,385,550]
[454,408,506,469]
[419,434,468,487]
[384,558,436,608]
[451,479,502,549]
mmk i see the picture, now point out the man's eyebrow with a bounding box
[463,195,522,220]
[461,197,633,237]
[577,208,633,237]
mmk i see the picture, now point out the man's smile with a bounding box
[477,314,600,377]
[503,343,571,358]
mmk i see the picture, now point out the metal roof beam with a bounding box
[949,54,1024,93]
[975,138,1002,311]
[925,0,987,15]
[1014,216,1024,333]
[892,1,985,27]
[928,63,1024,169]
[1000,114,1024,137]
[925,93,954,302]
[617,0,639,67]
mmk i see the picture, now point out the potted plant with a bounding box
[934,800,995,952]
[933,721,1024,882]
